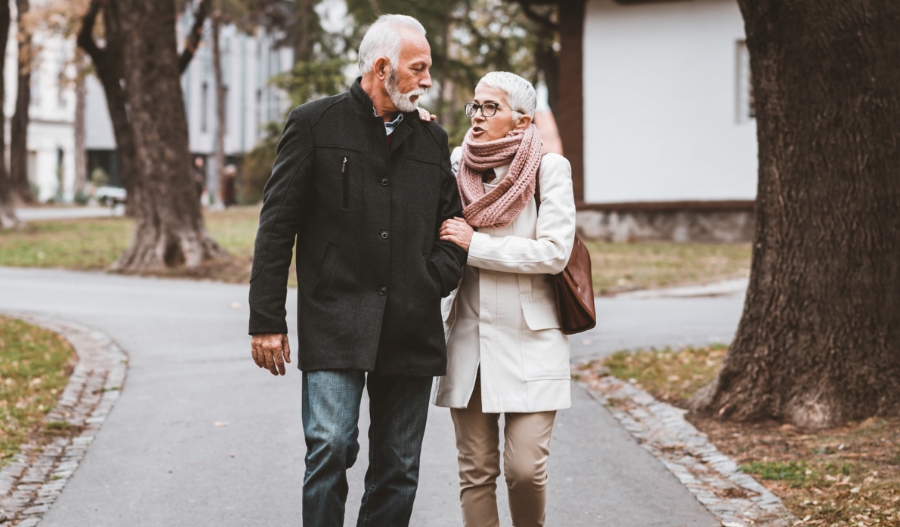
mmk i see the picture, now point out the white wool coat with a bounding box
[431,146,577,413]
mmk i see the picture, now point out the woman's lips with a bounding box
[472,127,484,135]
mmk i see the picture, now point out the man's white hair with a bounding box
[358,15,427,74]
[476,71,537,121]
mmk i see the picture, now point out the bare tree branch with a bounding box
[76,0,104,65]
[513,1,558,31]
[178,0,212,74]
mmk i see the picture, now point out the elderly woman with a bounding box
[433,72,576,527]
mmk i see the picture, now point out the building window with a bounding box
[736,40,755,123]
[201,82,209,132]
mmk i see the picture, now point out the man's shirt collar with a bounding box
[374,108,405,136]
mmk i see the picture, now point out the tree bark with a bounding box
[515,1,559,116]
[292,0,314,67]
[556,0,584,202]
[77,0,137,213]
[79,0,210,216]
[690,0,900,428]
[10,0,33,204]
[73,49,88,195]
[112,0,228,270]
[533,24,559,117]
[0,0,18,228]
[435,0,452,123]
[178,0,212,74]
[211,12,226,206]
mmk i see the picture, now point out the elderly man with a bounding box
[248,14,465,527]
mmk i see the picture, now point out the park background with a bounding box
[0,1,899,526]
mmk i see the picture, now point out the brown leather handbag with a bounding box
[535,177,597,335]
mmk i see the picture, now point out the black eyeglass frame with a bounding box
[464,102,526,118]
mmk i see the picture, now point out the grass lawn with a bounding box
[0,206,751,293]
[0,316,77,469]
[579,348,900,526]
[584,240,751,294]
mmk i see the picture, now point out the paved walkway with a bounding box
[0,267,745,526]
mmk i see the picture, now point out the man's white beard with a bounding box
[385,69,426,113]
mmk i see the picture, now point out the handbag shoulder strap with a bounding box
[534,157,543,211]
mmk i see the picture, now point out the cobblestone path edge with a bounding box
[0,314,128,527]
[581,374,794,527]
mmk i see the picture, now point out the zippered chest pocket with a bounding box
[314,145,362,211]
[341,156,349,209]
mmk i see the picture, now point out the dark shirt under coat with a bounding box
[248,79,466,377]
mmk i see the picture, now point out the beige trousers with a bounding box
[450,377,556,527]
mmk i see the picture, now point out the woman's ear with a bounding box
[514,114,533,130]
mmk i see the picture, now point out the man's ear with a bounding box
[515,114,533,130]
[374,57,391,81]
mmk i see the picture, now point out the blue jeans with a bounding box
[301,370,432,527]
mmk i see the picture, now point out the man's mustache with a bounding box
[404,88,428,98]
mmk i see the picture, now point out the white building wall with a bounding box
[4,21,76,202]
[583,0,757,203]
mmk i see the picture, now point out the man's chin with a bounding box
[396,101,419,113]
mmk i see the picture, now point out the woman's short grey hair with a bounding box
[476,71,537,121]
[358,15,427,75]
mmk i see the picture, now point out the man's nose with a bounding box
[420,70,432,89]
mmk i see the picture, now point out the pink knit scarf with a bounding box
[457,124,543,228]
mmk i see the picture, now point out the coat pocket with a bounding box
[520,327,570,381]
[520,298,569,381]
[312,243,338,299]
[341,156,349,209]
[520,298,561,331]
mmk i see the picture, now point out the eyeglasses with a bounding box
[465,102,524,118]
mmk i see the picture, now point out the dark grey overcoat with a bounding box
[248,79,466,376]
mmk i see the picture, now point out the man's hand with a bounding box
[440,217,474,251]
[251,333,291,376]
[417,107,437,122]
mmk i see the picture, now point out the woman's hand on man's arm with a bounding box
[440,217,474,251]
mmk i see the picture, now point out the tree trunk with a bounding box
[73,50,88,195]
[435,0,452,122]
[113,0,228,270]
[690,0,900,428]
[212,13,226,207]
[292,0,314,66]
[0,0,18,228]
[79,0,209,217]
[556,0,585,202]
[534,24,559,118]
[10,0,32,204]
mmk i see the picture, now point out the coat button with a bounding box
[381,178,389,186]
[380,230,389,239]
[379,287,387,296]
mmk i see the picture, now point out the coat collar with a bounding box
[350,76,419,153]
[349,77,382,119]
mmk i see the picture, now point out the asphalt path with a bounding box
[0,267,743,526]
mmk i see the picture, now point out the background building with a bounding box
[583,0,756,204]
[3,17,77,203]
[547,0,758,242]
